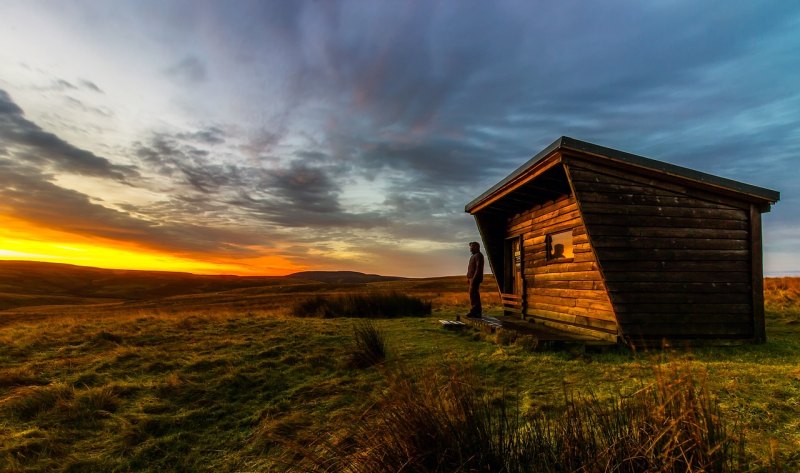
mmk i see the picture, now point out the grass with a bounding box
[284,364,741,472]
[0,277,798,471]
[349,320,387,368]
[291,291,432,318]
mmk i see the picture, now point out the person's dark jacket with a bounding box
[467,251,484,283]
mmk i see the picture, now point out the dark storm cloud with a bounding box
[0,89,136,181]
[262,161,342,214]
[133,131,385,229]
[165,56,207,84]
[134,133,237,193]
[254,0,799,199]
[231,158,388,228]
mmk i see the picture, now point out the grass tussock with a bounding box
[287,364,743,473]
[2,383,75,421]
[349,320,387,368]
[291,292,431,318]
[0,366,49,388]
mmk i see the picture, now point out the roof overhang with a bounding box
[465,136,781,215]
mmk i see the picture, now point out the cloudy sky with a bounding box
[0,1,798,277]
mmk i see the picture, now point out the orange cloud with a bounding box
[0,214,303,276]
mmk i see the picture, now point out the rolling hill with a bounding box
[287,270,405,284]
[0,261,405,311]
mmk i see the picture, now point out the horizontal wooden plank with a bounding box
[600,260,749,273]
[527,287,609,301]
[572,252,599,263]
[527,315,618,341]
[573,242,592,252]
[507,195,574,226]
[526,308,618,331]
[608,292,751,304]
[577,191,740,210]
[507,198,575,225]
[528,294,577,307]
[617,313,752,324]
[621,323,753,337]
[520,221,583,242]
[509,206,580,234]
[591,236,748,251]
[582,225,749,240]
[531,280,606,291]
[606,282,750,294]
[528,302,617,321]
[566,160,751,210]
[575,299,615,311]
[582,214,749,230]
[501,293,522,300]
[567,180,743,210]
[591,248,750,261]
[580,202,747,220]
[525,260,595,273]
[614,303,751,314]
[532,262,598,274]
[603,271,751,283]
[531,271,603,282]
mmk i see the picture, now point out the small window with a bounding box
[546,229,574,261]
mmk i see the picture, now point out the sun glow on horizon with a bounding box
[0,215,303,276]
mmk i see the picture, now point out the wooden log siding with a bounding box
[565,160,754,341]
[506,194,618,341]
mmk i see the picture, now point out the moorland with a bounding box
[0,261,798,471]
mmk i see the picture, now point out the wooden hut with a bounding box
[465,137,779,345]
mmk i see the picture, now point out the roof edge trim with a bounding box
[465,136,780,214]
[465,137,564,213]
[559,137,780,204]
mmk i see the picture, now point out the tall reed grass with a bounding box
[284,364,743,473]
[349,320,387,368]
[291,292,431,318]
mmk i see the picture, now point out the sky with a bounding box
[0,0,798,277]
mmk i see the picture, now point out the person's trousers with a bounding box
[468,278,482,316]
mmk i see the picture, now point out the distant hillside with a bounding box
[287,271,406,284]
[0,260,309,310]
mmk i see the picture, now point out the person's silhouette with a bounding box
[552,243,565,259]
[466,242,484,318]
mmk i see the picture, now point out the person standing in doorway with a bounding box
[466,241,484,318]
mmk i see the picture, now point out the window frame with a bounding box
[545,228,575,264]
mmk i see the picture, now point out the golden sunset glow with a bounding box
[0,215,303,276]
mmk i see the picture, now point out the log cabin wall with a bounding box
[506,191,618,341]
[565,157,754,341]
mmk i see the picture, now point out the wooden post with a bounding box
[750,204,766,343]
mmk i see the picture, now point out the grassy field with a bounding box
[0,276,798,471]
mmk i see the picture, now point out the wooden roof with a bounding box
[466,137,780,214]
